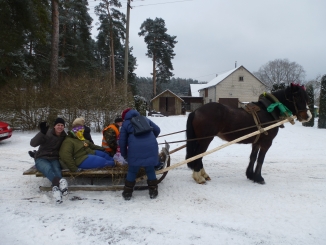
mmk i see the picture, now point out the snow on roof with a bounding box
[199,66,239,90]
[150,89,184,102]
[190,84,204,97]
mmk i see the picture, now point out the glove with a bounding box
[39,122,49,135]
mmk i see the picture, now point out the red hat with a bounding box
[121,108,131,120]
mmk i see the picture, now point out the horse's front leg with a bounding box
[246,144,260,181]
[253,144,271,184]
[200,168,211,181]
[192,158,206,184]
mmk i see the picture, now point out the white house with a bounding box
[198,65,266,107]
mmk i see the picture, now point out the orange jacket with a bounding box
[102,124,120,153]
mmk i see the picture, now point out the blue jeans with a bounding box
[126,165,156,182]
[35,158,62,182]
[79,150,115,169]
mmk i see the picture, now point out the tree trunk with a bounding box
[105,1,115,89]
[50,0,59,87]
[153,54,156,97]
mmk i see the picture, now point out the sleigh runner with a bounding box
[23,142,170,191]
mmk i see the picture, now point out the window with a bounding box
[239,76,244,82]
[205,88,208,97]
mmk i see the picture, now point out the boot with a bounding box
[59,178,68,196]
[147,179,158,199]
[52,177,62,204]
[52,186,62,204]
[122,180,135,201]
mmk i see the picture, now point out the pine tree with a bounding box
[138,18,177,96]
[95,0,126,89]
[302,84,314,127]
[0,0,50,84]
[318,75,326,128]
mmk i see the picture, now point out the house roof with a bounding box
[199,66,239,90]
[189,84,203,97]
[150,89,184,102]
[197,65,265,91]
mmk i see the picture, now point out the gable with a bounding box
[150,89,184,102]
[199,65,265,90]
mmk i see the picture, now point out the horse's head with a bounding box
[285,83,312,122]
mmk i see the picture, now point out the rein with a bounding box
[157,119,283,145]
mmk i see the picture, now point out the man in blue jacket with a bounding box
[119,108,161,200]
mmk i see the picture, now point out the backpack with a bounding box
[130,115,153,136]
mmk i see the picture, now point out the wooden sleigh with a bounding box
[23,142,170,191]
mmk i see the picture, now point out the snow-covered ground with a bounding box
[0,115,325,245]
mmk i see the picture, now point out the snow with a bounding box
[1,115,325,245]
[189,84,203,97]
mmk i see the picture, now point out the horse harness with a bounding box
[241,103,268,144]
[242,92,289,144]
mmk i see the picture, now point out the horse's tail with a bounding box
[186,111,197,170]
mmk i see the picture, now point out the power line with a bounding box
[132,0,193,8]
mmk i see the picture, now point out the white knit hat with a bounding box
[72,117,85,127]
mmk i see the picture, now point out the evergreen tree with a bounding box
[95,0,126,88]
[0,0,50,84]
[134,95,147,116]
[59,0,96,79]
[318,75,326,128]
[302,84,314,127]
[138,18,177,96]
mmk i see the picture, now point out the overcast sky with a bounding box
[88,0,326,82]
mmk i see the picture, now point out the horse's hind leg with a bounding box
[246,144,260,181]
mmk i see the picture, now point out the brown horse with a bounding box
[186,83,312,184]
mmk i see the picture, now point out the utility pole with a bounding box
[124,0,132,98]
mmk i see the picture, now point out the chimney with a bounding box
[235,61,237,68]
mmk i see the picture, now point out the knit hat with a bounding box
[115,117,123,123]
[54,118,65,126]
[72,117,85,127]
[121,108,131,120]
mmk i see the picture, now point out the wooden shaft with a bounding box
[169,144,186,154]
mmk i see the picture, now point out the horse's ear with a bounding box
[290,82,305,91]
[290,82,298,92]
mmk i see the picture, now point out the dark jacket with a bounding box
[59,131,105,172]
[30,128,66,160]
[83,125,94,143]
[119,109,160,167]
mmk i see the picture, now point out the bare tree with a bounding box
[253,59,306,90]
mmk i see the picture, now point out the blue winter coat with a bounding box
[119,109,160,167]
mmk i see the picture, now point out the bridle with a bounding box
[284,90,309,115]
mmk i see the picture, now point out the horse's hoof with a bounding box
[200,168,211,181]
[246,172,254,181]
[247,176,254,181]
[254,179,265,184]
[193,171,206,184]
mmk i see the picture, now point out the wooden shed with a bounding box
[150,89,184,116]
